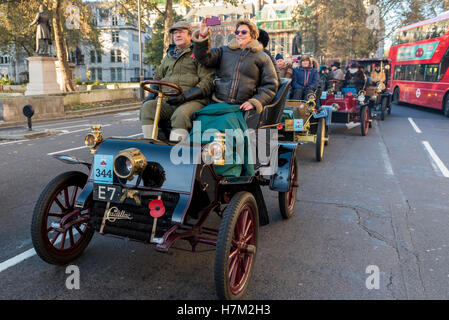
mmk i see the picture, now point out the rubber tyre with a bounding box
[361,105,369,136]
[31,171,94,265]
[393,87,400,105]
[215,192,259,300]
[278,154,298,219]
[324,125,330,146]
[315,117,325,162]
[380,97,387,121]
[443,94,449,118]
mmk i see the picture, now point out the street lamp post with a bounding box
[138,0,144,100]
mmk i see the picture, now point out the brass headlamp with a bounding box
[113,148,147,180]
[84,125,104,154]
[202,132,226,166]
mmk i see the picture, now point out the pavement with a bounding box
[0,101,141,140]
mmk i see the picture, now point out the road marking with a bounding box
[0,139,28,146]
[375,124,395,176]
[0,248,36,273]
[0,230,80,273]
[33,119,89,129]
[46,132,142,155]
[47,146,88,156]
[422,141,449,178]
[408,117,422,134]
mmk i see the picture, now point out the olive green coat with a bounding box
[154,44,214,106]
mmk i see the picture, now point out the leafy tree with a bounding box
[0,0,100,91]
[144,11,183,67]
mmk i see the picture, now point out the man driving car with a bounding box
[140,21,214,141]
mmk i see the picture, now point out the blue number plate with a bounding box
[294,119,303,131]
[93,155,114,184]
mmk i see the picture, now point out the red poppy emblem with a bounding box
[415,47,424,58]
[148,199,165,218]
[191,53,195,60]
[276,123,283,130]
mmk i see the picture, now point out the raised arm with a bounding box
[192,19,222,68]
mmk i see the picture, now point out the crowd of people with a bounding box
[140,19,387,144]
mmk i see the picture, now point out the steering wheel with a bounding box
[140,80,183,97]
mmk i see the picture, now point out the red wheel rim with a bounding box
[228,204,256,296]
[287,161,298,210]
[43,184,91,256]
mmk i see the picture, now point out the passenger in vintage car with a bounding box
[140,21,214,142]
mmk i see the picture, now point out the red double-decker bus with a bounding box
[388,11,449,117]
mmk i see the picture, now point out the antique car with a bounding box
[30,79,297,300]
[278,92,334,162]
[321,79,372,136]
[350,58,393,121]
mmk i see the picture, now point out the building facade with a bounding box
[73,2,152,83]
[0,1,152,84]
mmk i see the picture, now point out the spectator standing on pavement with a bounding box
[276,54,293,79]
[291,55,320,100]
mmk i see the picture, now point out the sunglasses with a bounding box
[234,30,249,35]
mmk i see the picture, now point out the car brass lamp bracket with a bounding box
[84,125,104,154]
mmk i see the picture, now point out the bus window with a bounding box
[425,64,439,82]
[415,64,425,81]
[394,65,405,80]
[439,47,449,81]
[405,65,417,81]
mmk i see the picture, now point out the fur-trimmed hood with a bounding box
[227,38,263,53]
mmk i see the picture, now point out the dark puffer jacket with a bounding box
[192,30,278,113]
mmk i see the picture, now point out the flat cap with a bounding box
[169,21,192,33]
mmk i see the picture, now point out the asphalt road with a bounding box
[0,103,448,300]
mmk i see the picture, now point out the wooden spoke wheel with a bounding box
[215,192,259,300]
[315,117,326,161]
[31,171,93,265]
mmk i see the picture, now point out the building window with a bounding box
[112,31,119,43]
[111,50,121,63]
[112,15,118,26]
[97,68,102,81]
[133,54,139,61]
[111,68,116,81]
[97,51,102,63]
[90,50,96,63]
[132,34,139,42]
[134,68,139,77]
[117,68,122,81]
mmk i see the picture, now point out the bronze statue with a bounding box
[29,5,52,56]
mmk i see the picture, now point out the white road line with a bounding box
[47,146,87,156]
[0,248,36,273]
[0,139,28,146]
[422,141,449,178]
[375,124,395,176]
[0,230,80,273]
[33,119,89,129]
[408,117,422,134]
[46,132,142,155]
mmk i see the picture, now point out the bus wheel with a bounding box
[393,87,400,105]
[444,94,449,118]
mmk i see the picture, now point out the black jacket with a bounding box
[192,30,278,113]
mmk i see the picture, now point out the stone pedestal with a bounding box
[55,61,76,91]
[25,56,62,95]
